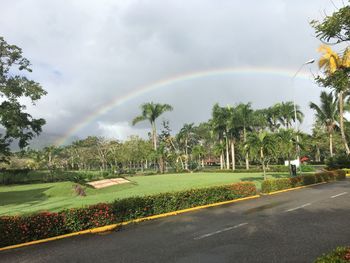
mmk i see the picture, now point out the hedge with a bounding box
[199,165,315,174]
[261,169,346,193]
[0,181,256,248]
[314,246,350,263]
[0,170,124,185]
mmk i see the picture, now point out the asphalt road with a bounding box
[1,179,350,263]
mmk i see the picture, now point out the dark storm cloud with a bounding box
[0,0,340,145]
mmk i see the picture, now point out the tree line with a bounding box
[3,95,347,177]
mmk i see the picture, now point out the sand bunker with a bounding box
[87,178,130,189]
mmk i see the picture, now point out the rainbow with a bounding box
[54,66,314,145]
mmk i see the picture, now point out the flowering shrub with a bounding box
[64,204,116,232]
[112,182,257,222]
[314,246,350,262]
[261,169,346,193]
[0,181,256,248]
[0,212,66,247]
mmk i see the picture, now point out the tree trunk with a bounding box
[220,152,224,170]
[151,121,157,151]
[329,132,334,157]
[219,139,224,170]
[48,151,52,169]
[316,146,321,162]
[260,147,266,180]
[231,140,235,171]
[244,127,250,170]
[185,138,188,170]
[225,134,230,169]
[338,91,350,155]
[287,154,291,177]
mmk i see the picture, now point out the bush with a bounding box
[198,165,292,173]
[112,182,257,222]
[314,246,350,263]
[0,170,124,185]
[0,212,66,247]
[261,170,345,193]
[326,153,350,169]
[0,181,257,248]
[64,204,116,232]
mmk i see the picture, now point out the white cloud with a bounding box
[97,121,149,141]
[0,0,342,145]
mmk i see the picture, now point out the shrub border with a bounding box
[314,246,350,262]
[0,195,259,252]
[261,170,346,194]
[261,181,328,195]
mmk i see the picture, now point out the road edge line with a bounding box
[0,195,260,252]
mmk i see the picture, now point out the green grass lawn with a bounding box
[0,172,288,216]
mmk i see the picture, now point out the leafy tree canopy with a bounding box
[0,36,46,162]
[311,3,350,44]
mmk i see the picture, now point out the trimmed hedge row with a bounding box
[199,165,315,174]
[0,182,256,248]
[261,169,346,193]
[0,170,124,185]
[314,246,350,262]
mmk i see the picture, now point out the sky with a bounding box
[0,0,342,147]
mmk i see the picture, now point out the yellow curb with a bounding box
[0,195,260,252]
[0,224,120,252]
[262,181,328,195]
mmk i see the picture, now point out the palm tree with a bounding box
[309,91,338,157]
[132,102,173,151]
[278,101,304,129]
[317,45,350,154]
[235,103,254,170]
[266,104,281,132]
[192,144,205,168]
[251,109,269,132]
[227,106,240,171]
[211,104,229,169]
[178,123,196,170]
[277,129,299,175]
[244,131,276,180]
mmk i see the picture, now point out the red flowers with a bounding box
[344,248,350,261]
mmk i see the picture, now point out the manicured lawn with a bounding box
[0,172,288,216]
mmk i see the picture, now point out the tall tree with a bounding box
[244,131,276,180]
[278,101,304,129]
[211,104,229,169]
[312,4,350,154]
[309,91,338,157]
[0,37,46,162]
[235,103,254,170]
[178,123,196,170]
[227,106,240,170]
[266,104,281,132]
[317,45,350,154]
[132,102,173,150]
[276,129,299,175]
